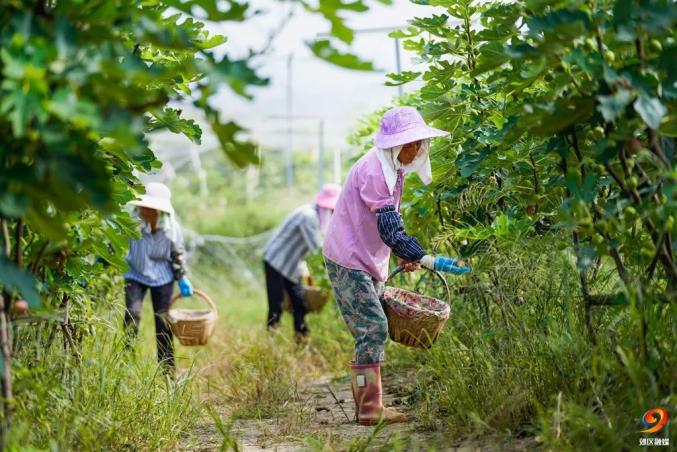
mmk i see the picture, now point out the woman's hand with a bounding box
[178,278,194,297]
[435,257,471,275]
[398,258,421,273]
[421,255,471,274]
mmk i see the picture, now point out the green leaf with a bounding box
[164,0,249,22]
[410,14,449,37]
[527,9,590,41]
[658,115,677,137]
[25,207,69,241]
[597,90,633,122]
[564,48,603,78]
[0,257,40,308]
[531,97,596,136]
[147,108,202,144]
[455,146,491,178]
[658,47,677,99]
[471,42,510,76]
[325,12,355,44]
[48,87,101,129]
[575,243,597,271]
[566,173,598,203]
[388,28,419,39]
[0,192,28,218]
[1,80,33,137]
[307,40,375,71]
[203,56,269,100]
[209,120,260,168]
[633,95,667,129]
[385,71,421,86]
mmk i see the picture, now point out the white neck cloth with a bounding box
[139,210,180,243]
[376,139,432,195]
[402,139,432,185]
[376,146,402,195]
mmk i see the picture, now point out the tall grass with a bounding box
[5,150,350,450]
[9,313,198,450]
[387,237,676,449]
[14,150,668,450]
[177,172,676,449]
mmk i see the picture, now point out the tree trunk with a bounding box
[0,293,13,446]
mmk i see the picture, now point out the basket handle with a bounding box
[170,288,217,313]
[387,265,451,303]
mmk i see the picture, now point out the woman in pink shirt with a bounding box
[323,107,470,425]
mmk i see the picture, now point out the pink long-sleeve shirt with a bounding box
[323,148,404,282]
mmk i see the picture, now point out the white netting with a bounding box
[183,227,277,293]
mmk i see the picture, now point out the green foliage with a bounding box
[0,0,380,446]
[385,70,421,86]
[359,0,677,305]
[0,0,383,307]
[348,0,676,448]
[308,39,376,71]
[9,306,197,449]
[419,0,675,294]
[0,257,39,307]
[0,0,263,304]
[304,0,397,70]
[206,407,241,452]
[219,333,302,419]
[2,0,675,448]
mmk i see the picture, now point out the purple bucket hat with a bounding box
[374,106,448,149]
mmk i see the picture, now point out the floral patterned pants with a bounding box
[325,258,387,364]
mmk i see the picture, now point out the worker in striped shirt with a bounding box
[124,182,193,375]
[263,184,341,339]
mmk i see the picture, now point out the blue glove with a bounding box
[178,278,194,297]
[434,257,471,275]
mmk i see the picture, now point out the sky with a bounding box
[151,0,446,174]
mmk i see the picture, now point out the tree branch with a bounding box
[1,219,9,257]
[436,196,445,228]
[570,128,585,179]
[646,232,665,282]
[13,220,23,268]
[560,151,596,343]
[635,37,671,168]
[529,154,540,195]
[30,241,50,274]
[248,5,295,59]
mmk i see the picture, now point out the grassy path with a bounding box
[186,372,425,451]
[184,362,537,451]
[161,281,537,451]
[167,280,423,450]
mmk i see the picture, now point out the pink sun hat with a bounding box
[374,106,449,149]
[315,183,342,210]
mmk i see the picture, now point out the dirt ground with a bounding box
[183,373,538,451]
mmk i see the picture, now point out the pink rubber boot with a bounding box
[351,362,407,426]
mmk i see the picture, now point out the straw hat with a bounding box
[130,182,174,214]
[315,183,342,210]
[374,107,448,149]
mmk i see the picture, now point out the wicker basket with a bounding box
[283,286,330,313]
[381,266,451,349]
[168,289,217,346]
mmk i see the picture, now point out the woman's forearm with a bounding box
[375,205,425,262]
[170,242,187,280]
